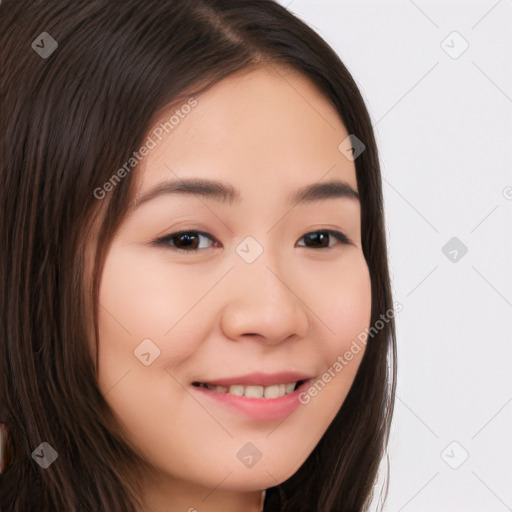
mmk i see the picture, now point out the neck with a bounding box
[140,476,265,512]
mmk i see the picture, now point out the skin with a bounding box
[96,65,372,512]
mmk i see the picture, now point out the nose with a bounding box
[220,254,310,345]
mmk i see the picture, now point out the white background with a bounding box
[277,1,512,510]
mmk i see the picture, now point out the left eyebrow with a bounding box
[292,180,360,204]
[131,177,359,210]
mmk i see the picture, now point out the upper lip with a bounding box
[194,371,314,387]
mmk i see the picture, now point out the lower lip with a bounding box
[192,380,312,422]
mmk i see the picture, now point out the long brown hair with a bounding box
[0,1,397,510]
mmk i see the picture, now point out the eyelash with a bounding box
[153,229,352,254]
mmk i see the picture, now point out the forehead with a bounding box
[135,65,357,203]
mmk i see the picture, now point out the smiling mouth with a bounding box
[191,380,306,399]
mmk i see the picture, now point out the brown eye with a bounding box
[153,229,351,254]
[297,230,351,249]
[155,231,217,253]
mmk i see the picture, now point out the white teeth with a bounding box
[244,385,264,398]
[264,384,279,399]
[200,382,300,398]
[285,383,296,394]
[228,385,244,396]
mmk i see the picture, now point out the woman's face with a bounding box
[96,65,371,499]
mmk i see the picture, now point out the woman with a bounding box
[0,1,397,510]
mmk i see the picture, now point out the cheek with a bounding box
[95,246,194,422]
[95,246,207,459]
[96,245,207,369]
[98,247,179,336]
[297,251,372,424]
[310,249,372,353]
